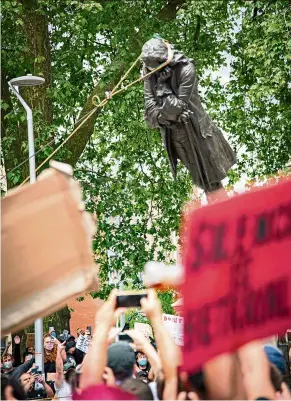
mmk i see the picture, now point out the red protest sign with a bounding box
[182,179,291,373]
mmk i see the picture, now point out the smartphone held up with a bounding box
[116,290,148,309]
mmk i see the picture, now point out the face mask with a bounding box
[3,361,13,369]
[44,343,54,351]
[138,358,147,367]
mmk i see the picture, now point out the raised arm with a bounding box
[79,290,122,390]
[141,289,181,400]
[125,329,161,379]
[2,340,11,358]
[55,342,66,390]
[13,336,22,367]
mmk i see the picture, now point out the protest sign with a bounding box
[1,161,98,336]
[162,314,183,345]
[182,179,291,373]
[134,322,153,338]
[26,333,35,349]
[76,334,91,354]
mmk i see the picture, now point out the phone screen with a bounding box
[86,326,92,335]
[118,333,133,343]
[116,293,147,308]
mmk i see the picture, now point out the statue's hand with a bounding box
[178,109,191,122]
[158,67,172,82]
[158,114,171,127]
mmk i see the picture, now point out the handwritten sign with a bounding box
[26,333,35,349]
[162,314,183,346]
[134,323,153,339]
[182,180,291,373]
[76,334,90,354]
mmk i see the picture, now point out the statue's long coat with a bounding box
[144,53,236,191]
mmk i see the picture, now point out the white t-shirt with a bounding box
[149,382,159,400]
[54,380,72,401]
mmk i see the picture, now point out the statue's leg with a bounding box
[170,128,203,186]
[206,181,228,204]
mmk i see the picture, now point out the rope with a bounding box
[0,108,98,183]
[18,41,173,188]
[0,138,55,181]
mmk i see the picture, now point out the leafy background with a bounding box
[2,0,290,333]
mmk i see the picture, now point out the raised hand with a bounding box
[57,341,66,353]
[158,67,172,82]
[124,329,148,352]
[14,336,21,345]
[34,373,44,384]
[140,289,162,322]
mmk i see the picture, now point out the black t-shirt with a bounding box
[26,387,47,399]
[44,360,56,374]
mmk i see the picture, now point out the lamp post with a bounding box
[9,74,45,371]
[107,250,125,330]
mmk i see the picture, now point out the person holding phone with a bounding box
[43,333,66,375]
[19,371,54,399]
[49,327,57,339]
[55,341,76,400]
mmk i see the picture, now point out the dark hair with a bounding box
[65,367,76,383]
[270,363,283,392]
[156,370,186,400]
[136,371,149,383]
[1,376,26,400]
[1,353,13,362]
[188,371,207,400]
[121,378,154,400]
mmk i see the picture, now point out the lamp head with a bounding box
[9,74,45,87]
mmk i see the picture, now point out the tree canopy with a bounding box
[2,0,290,305]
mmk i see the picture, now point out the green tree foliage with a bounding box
[2,0,290,310]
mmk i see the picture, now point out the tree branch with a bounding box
[193,14,201,49]
[157,0,187,21]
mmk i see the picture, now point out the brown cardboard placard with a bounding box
[1,162,98,335]
[26,333,35,349]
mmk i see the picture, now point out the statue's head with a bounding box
[141,38,169,71]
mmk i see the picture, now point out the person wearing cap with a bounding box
[55,341,75,400]
[264,344,291,400]
[66,341,77,366]
[264,345,288,377]
[107,342,136,384]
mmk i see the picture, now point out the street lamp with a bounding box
[9,74,45,371]
[8,74,45,184]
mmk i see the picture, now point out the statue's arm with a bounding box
[159,63,196,121]
[144,79,161,129]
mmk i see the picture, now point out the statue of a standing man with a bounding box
[141,37,236,194]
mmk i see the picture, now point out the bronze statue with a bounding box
[142,37,236,194]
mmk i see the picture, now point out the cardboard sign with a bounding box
[76,334,91,353]
[182,180,291,373]
[134,322,153,339]
[1,161,98,335]
[26,333,35,349]
[162,314,183,346]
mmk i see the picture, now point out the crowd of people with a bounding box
[1,289,291,400]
